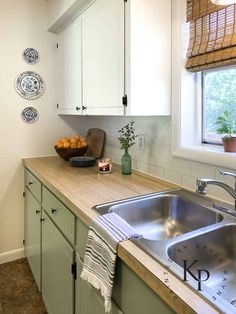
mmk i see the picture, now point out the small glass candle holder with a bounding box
[98,158,112,174]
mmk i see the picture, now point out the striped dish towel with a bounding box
[80,213,142,313]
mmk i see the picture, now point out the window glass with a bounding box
[202,67,236,144]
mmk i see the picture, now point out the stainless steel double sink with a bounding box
[93,189,236,313]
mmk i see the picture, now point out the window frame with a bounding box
[172,0,236,171]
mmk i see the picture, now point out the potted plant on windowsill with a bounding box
[216,111,236,152]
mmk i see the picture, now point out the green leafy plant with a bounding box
[215,111,236,137]
[118,121,138,150]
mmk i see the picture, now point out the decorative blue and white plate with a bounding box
[21,107,39,124]
[23,48,39,64]
[15,71,45,99]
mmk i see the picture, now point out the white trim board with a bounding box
[0,248,25,265]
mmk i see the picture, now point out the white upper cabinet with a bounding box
[126,0,171,116]
[53,0,171,116]
[82,0,125,116]
[57,16,82,115]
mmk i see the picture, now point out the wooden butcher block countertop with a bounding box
[23,156,221,314]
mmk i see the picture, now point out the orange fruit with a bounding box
[63,141,70,148]
[70,143,77,148]
[57,142,63,148]
[70,138,77,144]
[74,135,80,141]
[80,141,87,147]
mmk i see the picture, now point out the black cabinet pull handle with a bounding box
[29,181,34,185]
[76,106,81,111]
[36,210,40,215]
[40,218,45,222]
[82,106,87,110]
[51,208,57,214]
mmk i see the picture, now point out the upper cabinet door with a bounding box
[127,0,171,116]
[57,16,83,115]
[82,0,125,116]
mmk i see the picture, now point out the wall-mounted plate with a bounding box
[23,48,39,64]
[21,107,39,124]
[15,71,45,99]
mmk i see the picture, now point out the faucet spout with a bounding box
[196,175,236,210]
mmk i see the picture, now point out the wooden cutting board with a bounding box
[84,128,106,159]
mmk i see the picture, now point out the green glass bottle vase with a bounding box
[121,149,132,175]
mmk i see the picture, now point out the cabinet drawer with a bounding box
[25,168,42,202]
[42,186,75,245]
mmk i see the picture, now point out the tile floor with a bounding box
[0,258,47,314]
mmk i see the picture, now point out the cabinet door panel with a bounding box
[113,258,175,314]
[82,0,125,115]
[75,253,123,314]
[42,212,74,314]
[57,16,82,115]
[25,188,41,290]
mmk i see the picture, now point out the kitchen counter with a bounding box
[23,156,221,314]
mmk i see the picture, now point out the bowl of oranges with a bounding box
[55,135,88,161]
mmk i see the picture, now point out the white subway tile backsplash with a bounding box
[172,158,192,176]
[164,169,182,185]
[134,160,150,174]
[149,165,164,179]
[82,116,234,203]
[181,175,197,191]
[191,162,216,179]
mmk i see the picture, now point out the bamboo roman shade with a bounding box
[186,0,236,72]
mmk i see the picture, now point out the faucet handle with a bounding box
[196,179,207,195]
[220,170,236,180]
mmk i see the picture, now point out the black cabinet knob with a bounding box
[76,107,81,111]
[82,106,87,110]
[51,208,57,214]
[28,181,34,185]
[36,210,40,215]
[40,218,45,222]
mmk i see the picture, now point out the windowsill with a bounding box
[173,144,236,169]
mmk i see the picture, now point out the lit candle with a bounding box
[98,158,112,173]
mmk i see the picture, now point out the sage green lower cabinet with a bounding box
[75,253,123,314]
[25,187,41,290]
[75,219,174,314]
[24,168,176,314]
[113,259,175,314]
[42,211,74,314]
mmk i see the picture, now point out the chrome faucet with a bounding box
[196,170,236,210]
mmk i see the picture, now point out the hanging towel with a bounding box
[80,213,142,313]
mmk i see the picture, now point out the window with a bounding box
[202,67,236,145]
[172,0,236,170]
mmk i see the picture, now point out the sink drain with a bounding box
[231,299,236,307]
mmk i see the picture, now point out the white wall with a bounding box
[0,0,84,261]
[84,116,236,205]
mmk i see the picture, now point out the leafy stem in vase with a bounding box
[118,121,138,151]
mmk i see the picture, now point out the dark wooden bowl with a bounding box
[54,146,88,161]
